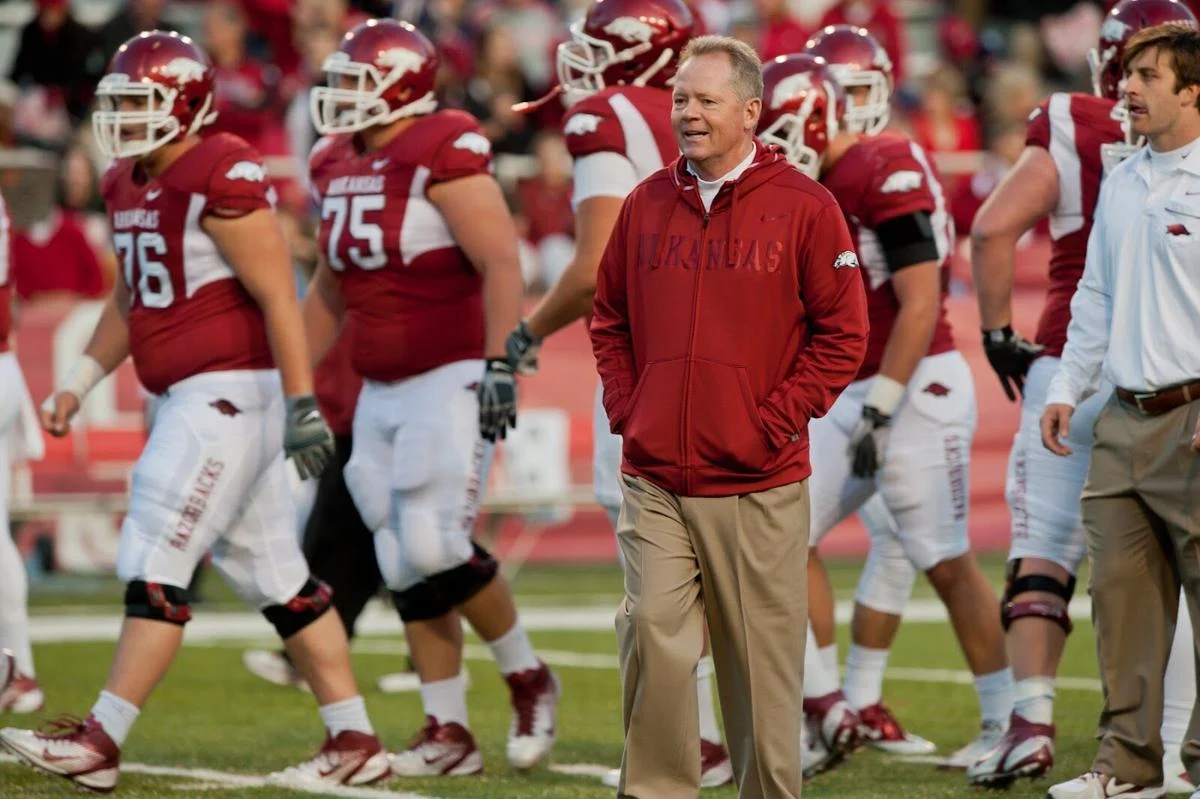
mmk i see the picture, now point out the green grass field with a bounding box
[0,558,1109,798]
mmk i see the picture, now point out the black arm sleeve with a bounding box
[875,211,940,272]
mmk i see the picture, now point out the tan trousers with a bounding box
[614,474,809,799]
[1084,394,1200,786]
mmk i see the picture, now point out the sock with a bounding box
[696,656,722,742]
[90,691,140,747]
[818,644,838,679]
[420,673,469,727]
[804,624,841,698]
[318,696,374,737]
[1012,677,1055,726]
[488,622,540,676]
[843,644,890,710]
[974,668,1015,727]
[1163,594,1196,748]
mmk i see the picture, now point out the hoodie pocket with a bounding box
[621,360,686,470]
[690,361,773,473]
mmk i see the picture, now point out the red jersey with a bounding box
[562,86,678,176]
[821,132,956,381]
[100,133,276,395]
[309,110,492,383]
[1025,93,1124,358]
[0,189,11,353]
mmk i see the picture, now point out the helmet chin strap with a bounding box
[512,84,563,115]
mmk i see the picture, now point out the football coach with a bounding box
[590,34,870,799]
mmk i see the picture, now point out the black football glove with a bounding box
[284,394,335,479]
[478,358,517,442]
[982,326,1044,402]
[504,320,542,375]
[847,406,891,479]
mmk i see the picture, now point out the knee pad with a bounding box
[390,580,455,623]
[1001,559,1076,634]
[262,577,333,640]
[125,580,192,626]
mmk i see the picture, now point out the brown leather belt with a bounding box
[1115,379,1200,415]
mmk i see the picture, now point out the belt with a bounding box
[1115,379,1200,415]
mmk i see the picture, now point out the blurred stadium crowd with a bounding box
[0,0,1121,311]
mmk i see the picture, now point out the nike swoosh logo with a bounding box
[372,159,389,170]
[146,189,162,201]
[301,411,321,425]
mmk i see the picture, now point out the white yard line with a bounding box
[0,754,446,799]
[29,596,1098,641]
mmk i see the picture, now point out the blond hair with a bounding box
[679,35,763,101]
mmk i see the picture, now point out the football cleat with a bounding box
[241,649,310,692]
[390,716,483,777]
[0,714,121,793]
[601,738,734,788]
[940,718,1007,769]
[266,730,390,788]
[855,702,937,755]
[966,713,1054,787]
[803,713,845,778]
[803,690,861,754]
[1047,770,1166,798]
[1164,743,1194,794]
[505,661,560,770]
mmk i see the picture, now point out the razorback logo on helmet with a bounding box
[770,73,814,110]
[834,250,859,269]
[564,113,604,136]
[376,47,427,77]
[158,57,209,85]
[452,131,491,155]
[879,170,923,193]
[225,161,266,182]
[604,17,656,43]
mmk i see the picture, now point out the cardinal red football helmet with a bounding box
[1090,0,1198,100]
[556,0,695,105]
[310,19,439,135]
[758,54,846,180]
[804,25,892,136]
[92,30,217,160]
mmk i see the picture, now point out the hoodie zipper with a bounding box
[680,209,710,496]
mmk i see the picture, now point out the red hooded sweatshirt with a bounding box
[591,141,869,497]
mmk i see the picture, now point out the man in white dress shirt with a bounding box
[1041,22,1200,799]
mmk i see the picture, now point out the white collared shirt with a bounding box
[1046,138,1200,407]
[687,144,755,211]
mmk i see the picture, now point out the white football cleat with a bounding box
[601,739,733,789]
[0,714,121,793]
[390,716,483,777]
[967,714,1054,787]
[941,718,1006,769]
[0,673,46,714]
[803,691,861,754]
[855,702,937,755]
[379,666,470,694]
[242,649,310,692]
[504,661,560,770]
[266,730,390,788]
[1164,743,1194,794]
[1047,770,1165,798]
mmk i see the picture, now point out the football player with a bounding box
[759,49,1013,776]
[304,19,559,775]
[0,31,388,793]
[0,187,43,714]
[502,0,737,786]
[968,0,1199,792]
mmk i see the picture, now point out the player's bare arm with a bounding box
[204,207,334,478]
[41,280,134,437]
[971,146,1059,330]
[429,173,523,441]
[428,174,523,356]
[301,256,345,368]
[529,196,624,339]
[972,146,1057,401]
[204,208,313,397]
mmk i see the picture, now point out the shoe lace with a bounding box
[507,672,543,736]
[40,714,87,738]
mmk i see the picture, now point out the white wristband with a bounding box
[864,374,907,417]
[59,355,106,401]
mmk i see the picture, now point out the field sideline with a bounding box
[0,560,1113,799]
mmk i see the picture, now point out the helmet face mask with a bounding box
[759,103,823,179]
[309,20,440,136]
[829,65,890,135]
[90,31,217,161]
[758,54,845,180]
